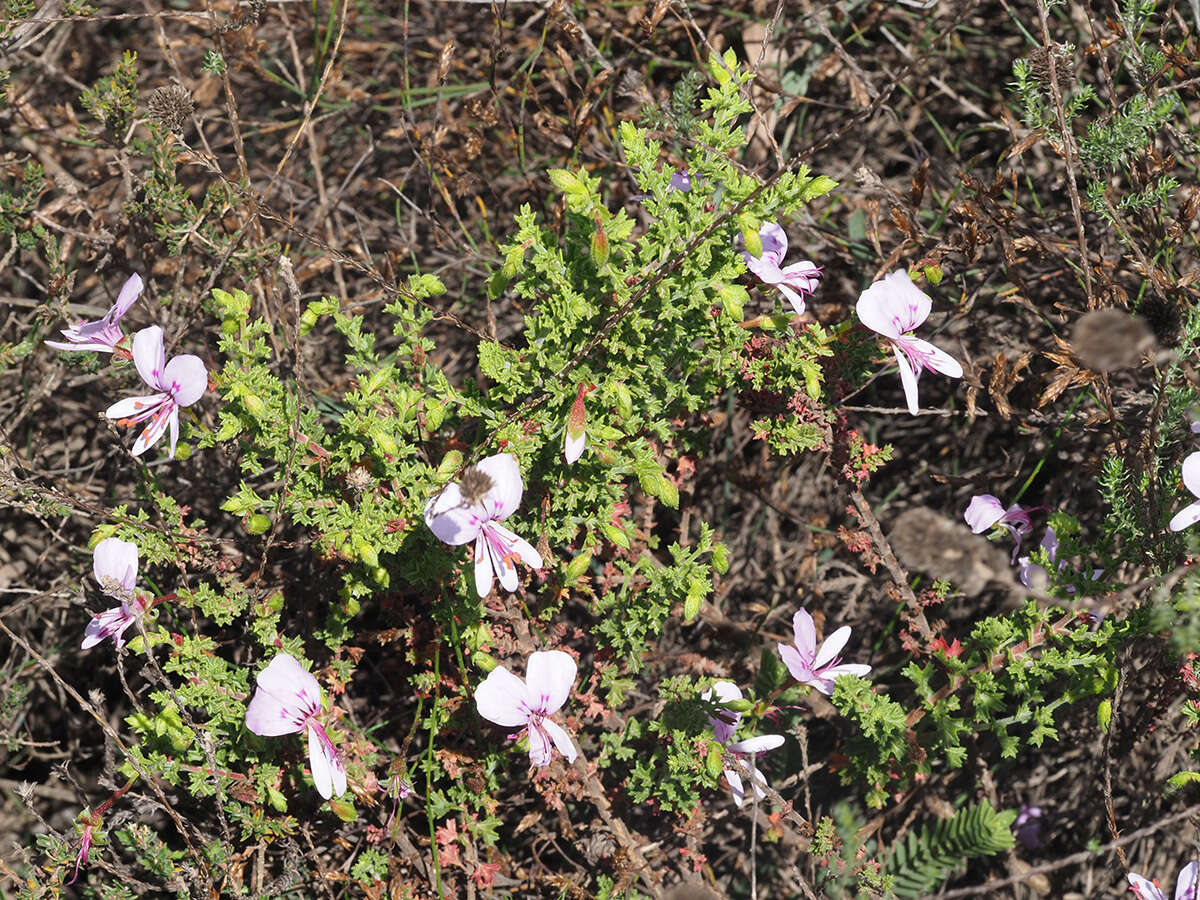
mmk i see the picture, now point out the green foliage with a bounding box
[79,50,139,142]
[884,801,1016,897]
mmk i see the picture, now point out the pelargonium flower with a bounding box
[668,170,691,193]
[424,452,543,597]
[474,650,577,768]
[1128,861,1199,900]
[564,384,593,466]
[1169,452,1200,532]
[742,223,821,317]
[1018,526,1102,593]
[964,494,1038,562]
[81,537,144,650]
[778,608,871,695]
[244,653,347,800]
[104,326,207,458]
[856,269,963,415]
[66,819,97,885]
[724,734,785,807]
[46,273,143,353]
[702,680,744,745]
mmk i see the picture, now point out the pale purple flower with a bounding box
[1169,452,1200,532]
[964,494,1038,562]
[104,326,207,458]
[856,269,963,415]
[244,653,347,800]
[424,452,543,597]
[46,273,143,353]
[702,680,743,745]
[742,222,822,317]
[1013,803,1043,850]
[1018,527,1102,592]
[668,170,691,193]
[82,538,144,650]
[474,650,577,768]
[778,608,871,695]
[1128,861,1199,900]
[724,734,785,807]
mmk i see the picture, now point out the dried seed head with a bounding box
[147,84,194,134]
[1070,309,1157,372]
[889,507,1011,597]
[345,464,372,493]
[458,466,494,508]
[1026,43,1076,92]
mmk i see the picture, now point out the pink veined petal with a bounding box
[245,689,305,736]
[729,734,784,754]
[307,723,347,799]
[80,605,136,650]
[424,484,485,546]
[703,681,743,744]
[564,429,586,464]
[776,282,806,317]
[256,654,322,713]
[112,273,144,319]
[893,343,922,415]
[480,526,518,594]
[812,625,852,670]
[527,722,555,767]
[474,665,532,728]
[162,354,208,407]
[473,531,497,597]
[1176,861,1199,900]
[724,766,746,806]
[964,495,1005,533]
[778,642,814,685]
[744,253,784,284]
[904,335,964,378]
[1182,452,1200,498]
[105,393,168,422]
[855,281,904,339]
[1127,873,1167,900]
[475,452,524,521]
[1169,500,1200,533]
[525,650,576,715]
[882,270,933,332]
[781,260,821,284]
[540,718,577,764]
[488,521,543,570]
[131,326,167,390]
[93,537,138,594]
[758,223,789,259]
[166,407,181,459]
[132,403,176,457]
[791,609,818,659]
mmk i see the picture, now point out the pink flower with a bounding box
[702,680,743,745]
[66,820,96,885]
[742,223,821,317]
[474,650,577,768]
[564,384,592,465]
[46,273,143,353]
[244,653,347,800]
[778,608,872,695]
[82,538,144,650]
[1169,452,1200,532]
[424,453,543,597]
[105,326,207,458]
[856,270,963,415]
[1128,861,1199,900]
[964,494,1038,562]
[724,734,785,807]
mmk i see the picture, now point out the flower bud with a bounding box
[602,524,630,549]
[424,398,445,432]
[472,650,498,673]
[590,226,610,266]
[354,538,379,569]
[705,741,725,779]
[658,477,679,509]
[723,698,755,713]
[564,552,592,582]
[245,514,271,535]
[437,450,463,477]
[298,306,320,336]
[712,543,730,575]
[242,392,266,418]
[612,382,633,420]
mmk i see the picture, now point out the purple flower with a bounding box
[1018,527,1102,592]
[474,650,577,768]
[66,820,96,885]
[964,494,1038,562]
[46,273,143,353]
[668,170,691,193]
[245,653,347,800]
[1169,452,1200,532]
[1128,861,1199,900]
[856,270,963,415]
[424,452,543,597]
[702,680,743,745]
[1013,803,1043,850]
[82,538,144,650]
[742,223,821,317]
[778,608,871,695]
[104,326,208,458]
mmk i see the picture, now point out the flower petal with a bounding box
[776,283,805,317]
[481,528,516,594]
[893,344,921,415]
[541,718,577,764]
[1183,452,1200,498]
[528,722,555,767]
[1170,500,1200,533]
[1127,873,1167,900]
[525,650,576,715]
[81,605,136,650]
[106,393,168,422]
[564,429,586,465]
[857,270,931,336]
[791,609,817,659]
[111,273,144,319]
[474,665,532,728]
[131,326,167,390]
[93,537,138,594]
[132,404,176,457]
[250,653,322,724]
[162,354,208,407]
[813,625,851,670]
[964,494,1005,534]
[424,484,484,546]
[729,733,784,754]
[488,522,543,570]
[1176,861,1198,900]
[475,452,524,521]
[905,336,963,378]
[724,767,746,806]
[307,724,347,799]
[824,663,872,682]
[778,642,814,685]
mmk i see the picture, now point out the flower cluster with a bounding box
[46,273,208,458]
